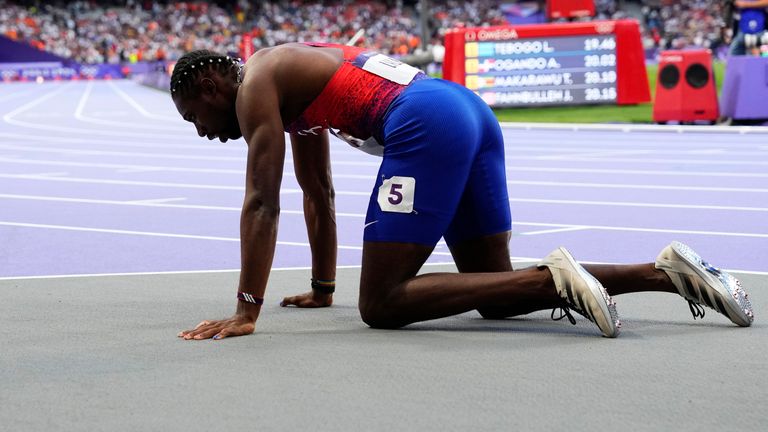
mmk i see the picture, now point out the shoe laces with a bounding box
[687,300,706,320]
[551,307,577,325]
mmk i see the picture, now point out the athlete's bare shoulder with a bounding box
[242,43,341,83]
[239,43,344,123]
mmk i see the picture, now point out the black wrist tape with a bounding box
[311,278,336,294]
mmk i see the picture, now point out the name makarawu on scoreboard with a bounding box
[472,73,574,89]
[480,90,575,105]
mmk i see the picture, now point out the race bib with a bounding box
[358,53,421,85]
[377,176,415,213]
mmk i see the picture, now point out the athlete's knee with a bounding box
[358,293,404,329]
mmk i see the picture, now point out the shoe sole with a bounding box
[667,242,753,327]
[553,247,620,338]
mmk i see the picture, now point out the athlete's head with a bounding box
[171,50,243,142]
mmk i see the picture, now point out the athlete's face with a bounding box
[173,81,242,143]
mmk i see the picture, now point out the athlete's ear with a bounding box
[199,77,217,96]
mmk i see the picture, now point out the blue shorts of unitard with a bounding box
[363,78,511,246]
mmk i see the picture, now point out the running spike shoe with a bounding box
[655,241,753,327]
[538,247,621,338]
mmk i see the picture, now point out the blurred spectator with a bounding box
[0,0,737,66]
[639,1,728,54]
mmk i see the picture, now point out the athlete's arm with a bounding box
[179,52,286,340]
[280,131,337,308]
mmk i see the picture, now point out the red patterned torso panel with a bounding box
[284,43,427,140]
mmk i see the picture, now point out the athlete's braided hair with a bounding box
[170,50,242,97]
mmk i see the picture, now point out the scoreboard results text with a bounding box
[464,35,618,106]
[443,20,650,108]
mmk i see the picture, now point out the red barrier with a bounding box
[652,50,719,123]
[547,0,595,20]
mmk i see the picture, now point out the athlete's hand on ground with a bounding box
[280,291,333,308]
[178,314,256,340]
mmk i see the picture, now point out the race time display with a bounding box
[443,20,650,108]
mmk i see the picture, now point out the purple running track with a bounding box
[1,80,766,278]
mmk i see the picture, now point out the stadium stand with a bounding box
[0,0,732,67]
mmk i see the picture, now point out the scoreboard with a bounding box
[443,20,650,107]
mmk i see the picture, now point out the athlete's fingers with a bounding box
[184,321,220,340]
[192,324,226,340]
[214,322,256,340]
[281,295,301,307]
[194,320,212,330]
[213,327,235,340]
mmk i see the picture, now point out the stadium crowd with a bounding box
[0,0,735,65]
[639,0,729,53]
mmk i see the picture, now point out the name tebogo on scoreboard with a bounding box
[443,20,650,108]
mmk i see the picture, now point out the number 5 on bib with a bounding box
[377,176,415,213]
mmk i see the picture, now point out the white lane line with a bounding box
[2,156,764,180]
[0,268,244,281]
[9,191,763,213]
[0,173,373,189]
[3,193,768,230]
[0,156,244,174]
[18,112,65,118]
[509,197,768,212]
[107,80,180,121]
[0,193,241,211]
[74,81,187,132]
[506,145,767,156]
[0,221,453,256]
[0,156,380,172]
[0,151,376,168]
[30,172,70,178]
[90,111,129,117]
[0,143,246,162]
[1,83,190,140]
[0,169,371,192]
[519,226,589,236]
[502,134,766,149]
[528,155,768,166]
[0,131,233,151]
[2,261,766,282]
[508,180,768,193]
[536,149,652,160]
[3,82,72,123]
[0,174,242,190]
[73,80,93,121]
[115,167,168,174]
[0,193,367,216]
[506,165,768,178]
[500,121,768,134]
[127,197,188,204]
[1,194,766,238]
[8,144,766,172]
[0,86,45,103]
[10,173,763,194]
[513,221,768,239]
